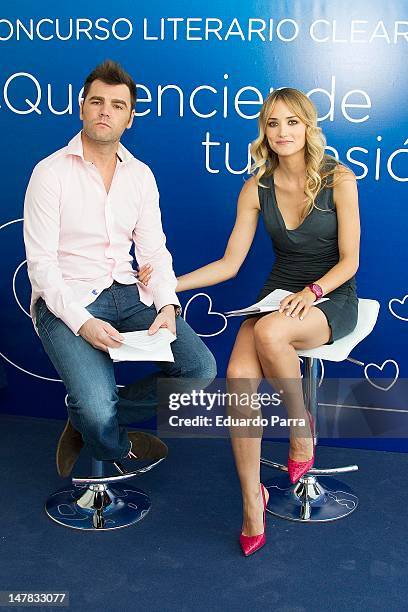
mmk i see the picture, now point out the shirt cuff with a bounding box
[153,289,181,315]
[63,303,94,335]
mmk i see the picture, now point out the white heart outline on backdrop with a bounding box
[299,357,325,388]
[13,259,31,318]
[0,217,62,382]
[388,294,408,322]
[363,359,399,392]
[182,292,228,337]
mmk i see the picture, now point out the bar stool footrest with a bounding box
[261,456,358,475]
[72,456,165,485]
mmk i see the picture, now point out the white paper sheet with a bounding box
[225,289,328,317]
[108,328,176,362]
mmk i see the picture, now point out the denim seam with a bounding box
[40,321,129,461]
[110,285,121,325]
[38,319,87,438]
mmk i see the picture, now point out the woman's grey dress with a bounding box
[253,164,358,344]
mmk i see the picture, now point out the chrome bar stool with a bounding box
[45,453,165,531]
[262,298,380,523]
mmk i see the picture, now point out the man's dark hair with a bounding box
[83,59,137,109]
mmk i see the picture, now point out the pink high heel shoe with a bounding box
[239,484,268,557]
[287,410,315,484]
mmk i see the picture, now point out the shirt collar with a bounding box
[66,130,134,165]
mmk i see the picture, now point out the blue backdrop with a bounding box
[1,0,407,450]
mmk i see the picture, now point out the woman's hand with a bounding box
[279,288,317,320]
[136,263,152,286]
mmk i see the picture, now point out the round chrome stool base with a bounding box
[264,474,358,522]
[45,483,151,530]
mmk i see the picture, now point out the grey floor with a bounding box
[0,413,407,612]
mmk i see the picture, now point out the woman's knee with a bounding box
[254,316,290,356]
[226,357,262,381]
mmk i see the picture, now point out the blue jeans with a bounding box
[36,282,217,461]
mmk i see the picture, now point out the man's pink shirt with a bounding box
[23,131,180,335]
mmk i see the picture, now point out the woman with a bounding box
[138,88,360,556]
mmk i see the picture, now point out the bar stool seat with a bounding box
[45,447,165,531]
[262,298,380,522]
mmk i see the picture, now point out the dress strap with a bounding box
[257,173,274,214]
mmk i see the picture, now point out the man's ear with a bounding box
[127,109,135,129]
[79,99,84,120]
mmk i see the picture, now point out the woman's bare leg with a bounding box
[254,308,331,461]
[226,318,269,537]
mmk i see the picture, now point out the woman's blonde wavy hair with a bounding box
[251,87,347,221]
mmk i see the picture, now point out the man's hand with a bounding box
[78,318,124,352]
[148,304,176,336]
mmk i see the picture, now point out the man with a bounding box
[24,60,216,477]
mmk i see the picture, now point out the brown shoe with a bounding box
[127,431,168,461]
[56,419,84,477]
